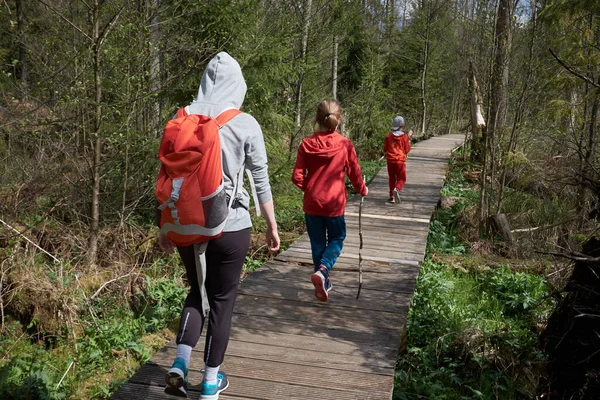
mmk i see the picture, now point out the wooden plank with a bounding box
[276,248,423,266]
[233,294,406,330]
[257,260,419,289]
[111,382,253,400]
[344,212,431,223]
[148,351,394,392]
[287,241,426,258]
[164,339,397,375]
[238,277,416,309]
[230,314,403,345]
[122,365,392,400]
[224,325,398,357]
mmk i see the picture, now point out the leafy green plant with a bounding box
[395,258,552,400]
[243,256,263,274]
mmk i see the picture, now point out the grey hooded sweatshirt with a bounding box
[186,52,272,232]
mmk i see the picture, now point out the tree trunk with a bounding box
[88,0,102,266]
[420,4,430,135]
[86,2,122,265]
[16,0,28,98]
[469,61,486,163]
[149,0,162,137]
[483,0,514,232]
[295,0,312,128]
[577,13,597,226]
[489,213,514,244]
[497,5,537,214]
[332,35,338,100]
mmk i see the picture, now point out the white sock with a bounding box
[175,344,192,368]
[204,365,220,384]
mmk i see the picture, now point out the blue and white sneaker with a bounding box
[200,371,229,399]
[164,357,188,398]
[311,266,332,302]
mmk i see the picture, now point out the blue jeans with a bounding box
[305,214,346,272]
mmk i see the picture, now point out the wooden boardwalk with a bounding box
[111,133,465,400]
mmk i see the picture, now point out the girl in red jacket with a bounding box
[384,116,413,204]
[292,99,368,302]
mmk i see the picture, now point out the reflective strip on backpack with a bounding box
[201,181,225,201]
[159,219,227,237]
[158,178,184,224]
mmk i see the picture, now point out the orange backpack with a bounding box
[155,107,241,246]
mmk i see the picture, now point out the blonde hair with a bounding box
[315,99,342,132]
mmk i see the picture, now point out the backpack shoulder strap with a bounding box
[176,108,187,118]
[215,109,242,128]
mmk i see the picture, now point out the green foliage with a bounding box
[243,256,263,274]
[427,202,470,255]
[0,272,186,399]
[0,323,70,400]
[428,218,467,255]
[395,259,552,400]
[141,277,187,331]
[396,152,553,399]
[481,265,548,317]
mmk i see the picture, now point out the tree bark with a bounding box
[420,1,430,135]
[149,0,162,138]
[295,0,312,128]
[87,2,123,265]
[88,0,102,266]
[497,4,537,214]
[16,0,28,98]
[332,35,338,100]
[483,0,514,232]
[469,61,486,162]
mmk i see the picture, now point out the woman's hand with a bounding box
[158,232,175,254]
[266,227,280,254]
[408,130,414,138]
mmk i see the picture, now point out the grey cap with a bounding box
[392,116,405,130]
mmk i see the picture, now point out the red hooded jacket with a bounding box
[292,131,367,217]
[384,131,411,163]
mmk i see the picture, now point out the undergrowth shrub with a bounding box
[395,153,554,400]
[0,263,186,399]
[395,259,552,400]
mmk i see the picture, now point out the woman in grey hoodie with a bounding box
[158,52,280,399]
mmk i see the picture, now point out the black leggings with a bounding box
[175,228,250,367]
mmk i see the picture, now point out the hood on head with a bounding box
[195,52,247,109]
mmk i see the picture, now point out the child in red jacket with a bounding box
[384,116,413,204]
[292,99,368,302]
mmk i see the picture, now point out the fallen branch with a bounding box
[511,219,574,233]
[89,271,134,300]
[536,250,600,264]
[0,218,60,263]
[56,360,74,389]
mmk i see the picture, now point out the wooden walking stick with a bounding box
[356,195,364,299]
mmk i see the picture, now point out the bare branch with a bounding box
[98,6,125,48]
[79,0,92,11]
[89,271,133,300]
[36,0,92,42]
[536,250,600,265]
[0,218,60,263]
[549,48,600,89]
